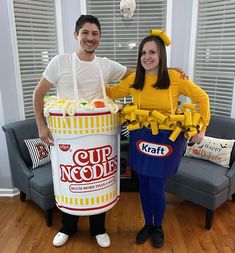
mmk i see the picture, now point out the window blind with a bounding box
[86,0,167,103]
[13,0,57,119]
[86,0,166,67]
[194,0,235,117]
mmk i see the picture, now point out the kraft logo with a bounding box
[136,140,173,157]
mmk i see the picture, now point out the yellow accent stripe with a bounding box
[56,191,117,206]
[48,113,120,135]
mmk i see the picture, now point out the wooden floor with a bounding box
[0,192,235,253]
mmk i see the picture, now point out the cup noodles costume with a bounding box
[45,96,121,215]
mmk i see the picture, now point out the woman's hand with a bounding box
[189,131,205,144]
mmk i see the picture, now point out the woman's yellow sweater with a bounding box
[106,69,210,131]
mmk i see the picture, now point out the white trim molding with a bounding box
[0,188,19,197]
[55,0,64,54]
[166,0,172,67]
[80,0,87,14]
[188,0,199,80]
[7,0,25,120]
[231,75,235,118]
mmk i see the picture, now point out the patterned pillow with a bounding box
[24,138,50,169]
[121,126,129,140]
[184,136,235,168]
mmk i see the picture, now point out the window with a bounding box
[194,0,235,117]
[12,0,58,119]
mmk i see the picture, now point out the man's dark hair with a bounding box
[75,15,101,34]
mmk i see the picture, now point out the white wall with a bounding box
[0,0,21,193]
[61,0,81,53]
[170,0,194,74]
[0,89,13,190]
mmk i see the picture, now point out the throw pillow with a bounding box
[184,136,235,168]
[121,126,129,140]
[24,138,50,169]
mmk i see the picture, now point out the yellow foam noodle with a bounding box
[143,121,151,128]
[148,116,155,122]
[169,126,182,142]
[150,121,159,135]
[123,105,138,114]
[125,113,131,121]
[175,108,183,115]
[130,112,137,123]
[184,128,198,139]
[196,122,203,131]
[181,108,186,113]
[192,112,201,127]
[184,111,192,127]
[164,117,175,128]
[135,109,150,117]
[158,124,175,131]
[176,121,184,128]
[128,122,141,131]
[138,115,148,123]
[183,102,196,111]
[149,29,172,46]
[169,114,185,122]
[151,110,167,123]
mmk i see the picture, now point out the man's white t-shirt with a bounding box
[43,53,127,101]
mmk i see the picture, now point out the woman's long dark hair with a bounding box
[132,35,170,90]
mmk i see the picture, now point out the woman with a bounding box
[106,31,210,248]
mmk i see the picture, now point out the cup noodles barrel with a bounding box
[47,108,120,216]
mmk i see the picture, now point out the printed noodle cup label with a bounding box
[59,144,71,152]
[48,109,120,216]
[51,134,120,215]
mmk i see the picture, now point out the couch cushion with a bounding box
[184,136,234,168]
[206,116,235,165]
[29,163,53,195]
[171,157,229,195]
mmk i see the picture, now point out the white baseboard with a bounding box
[0,188,19,197]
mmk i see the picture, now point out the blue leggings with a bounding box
[138,175,167,226]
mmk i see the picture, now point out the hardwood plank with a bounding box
[0,193,235,253]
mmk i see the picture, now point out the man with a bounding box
[33,14,132,248]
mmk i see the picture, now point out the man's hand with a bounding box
[38,123,54,146]
[189,131,205,145]
[169,67,189,80]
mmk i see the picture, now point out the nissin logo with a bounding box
[136,140,173,157]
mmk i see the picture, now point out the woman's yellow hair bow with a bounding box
[149,29,172,46]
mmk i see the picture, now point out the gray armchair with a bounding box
[2,118,55,226]
[166,115,235,229]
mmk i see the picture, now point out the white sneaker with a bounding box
[53,232,69,247]
[95,233,111,247]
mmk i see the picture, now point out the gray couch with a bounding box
[2,119,55,226]
[166,115,235,229]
